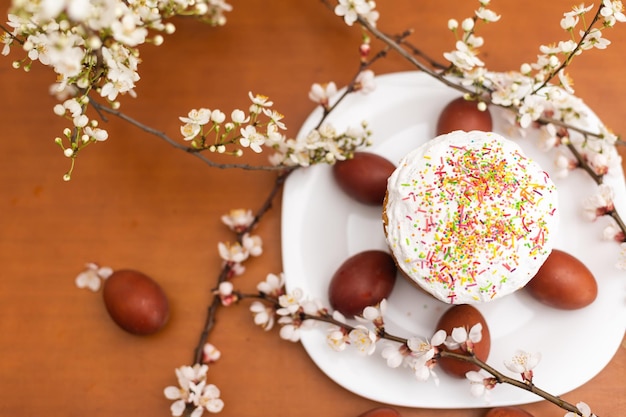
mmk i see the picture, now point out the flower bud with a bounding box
[462,18,474,32]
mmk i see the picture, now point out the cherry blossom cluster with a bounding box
[2,0,232,179]
[334,0,379,27]
[163,363,224,417]
[179,92,373,167]
[241,276,595,416]
[437,1,626,265]
[179,93,284,157]
[217,209,262,278]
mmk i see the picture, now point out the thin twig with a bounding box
[191,170,292,365]
[89,100,290,172]
[235,290,587,415]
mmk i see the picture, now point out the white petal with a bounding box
[164,386,182,400]
[190,406,204,417]
[468,323,483,343]
[431,329,447,346]
[451,326,468,343]
[170,399,187,417]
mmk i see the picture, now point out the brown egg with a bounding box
[525,249,598,310]
[435,304,491,378]
[436,96,493,135]
[102,269,170,335]
[329,250,397,317]
[357,407,401,417]
[333,152,396,205]
[484,407,535,417]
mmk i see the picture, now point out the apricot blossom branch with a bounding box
[192,170,291,365]
[233,288,587,416]
[89,99,292,172]
[341,0,626,245]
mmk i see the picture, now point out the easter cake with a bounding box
[382,130,559,304]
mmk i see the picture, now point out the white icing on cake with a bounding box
[383,130,559,304]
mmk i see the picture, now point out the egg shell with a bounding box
[483,407,534,417]
[356,407,401,417]
[525,249,598,310]
[436,96,493,135]
[435,304,491,378]
[332,152,396,205]
[102,269,170,335]
[328,250,397,317]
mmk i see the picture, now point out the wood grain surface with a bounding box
[0,1,624,417]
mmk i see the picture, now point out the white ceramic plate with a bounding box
[281,71,626,408]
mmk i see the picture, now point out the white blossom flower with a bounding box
[582,183,615,221]
[216,281,237,306]
[248,92,273,113]
[217,241,249,264]
[230,109,249,124]
[180,108,211,140]
[443,41,485,71]
[407,347,438,383]
[557,69,575,94]
[202,343,221,364]
[475,8,501,22]
[354,69,376,94]
[278,318,301,342]
[554,150,577,178]
[568,3,595,16]
[275,288,318,343]
[192,382,224,415]
[518,95,546,128]
[580,28,611,50]
[334,0,378,27]
[565,401,597,417]
[585,144,622,176]
[277,288,304,315]
[326,311,349,351]
[348,325,378,355]
[210,109,226,124]
[262,108,286,130]
[445,323,483,351]
[164,364,223,417]
[75,262,113,291]
[466,370,496,400]
[250,301,275,330]
[561,13,580,30]
[239,125,265,153]
[504,350,541,382]
[242,233,263,257]
[602,218,625,241]
[357,299,387,326]
[256,273,285,296]
[220,208,254,232]
[601,0,626,26]
[537,123,561,151]
[308,82,338,107]
[461,17,475,31]
[110,11,148,47]
[180,108,212,126]
[381,342,408,368]
[83,126,109,141]
[403,329,446,382]
[327,328,349,351]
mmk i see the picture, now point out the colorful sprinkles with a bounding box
[384,131,559,304]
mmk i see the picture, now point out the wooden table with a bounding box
[0,1,624,416]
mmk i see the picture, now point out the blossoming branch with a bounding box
[4,1,626,417]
